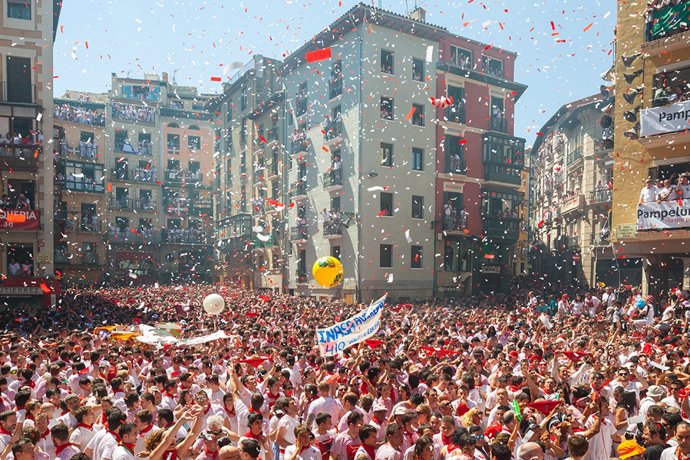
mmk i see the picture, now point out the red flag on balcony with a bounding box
[305,47,332,63]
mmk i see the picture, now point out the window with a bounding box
[380,192,393,216]
[490,97,505,132]
[449,46,472,69]
[380,97,394,120]
[330,60,343,99]
[80,131,94,142]
[331,196,340,212]
[167,133,180,152]
[411,104,424,126]
[412,58,424,82]
[138,133,152,155]
[296,82,307,117]
[381,142,393,167]
[446,86,465,123]
[6,56,31,103]
[412,148,424,171]
[411,246,423,269]
[411,195,424,219]
[443,192,466,230]
[297,249,307,277]
[7,1,31,20]
[381,50,394,74]
[380,244,392,268]
[114,130,128,152]
[331,245,341,260]
[61,161,104,192]
[482,56,504,78]
[188,135,201,150]
[241,85,248,111]
[445,135,466,173]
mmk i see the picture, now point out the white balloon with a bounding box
[203,294,225,316]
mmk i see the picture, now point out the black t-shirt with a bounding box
[644,443,669,460]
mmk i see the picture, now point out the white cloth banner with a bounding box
[316,295,386,356]
[637,201,690,230]
[640,100,690,137]
[136,325,229,347]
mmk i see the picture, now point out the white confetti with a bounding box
[386,273,394,283]
[256,233,271,242]
[367,186,384,192]
[425,45,433,63]
[36,113,42,121]
[405,229,412,244]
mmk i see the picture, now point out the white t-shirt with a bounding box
[284,445,322,460]
[278,414,300,446]
[640,186,658,203]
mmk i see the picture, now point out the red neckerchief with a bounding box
[60,410,69,416]
[441,433,452,446]
[108,429,121,443]
[26,413,35,421]
[300,445,312,454]
[372,414,385,424]
[676,447,690,460]
[101,413,107,425]
[243,430,262,441]
[164,391,176,398]
[225,406,236,417]
[447,444,458,453]
[140,424,154,436]
[203,404,211,416]
[163,450,179,460]
[248,407,260,414]
[361,444,376,459]
[0,426,11,435]
[203,447,219,459]
[122,442,136,455]
[40,429,50,439]
[78,423,94,430]
[24,380,35,389]
[55,443,75,456]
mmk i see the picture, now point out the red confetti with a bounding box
[536,132,544,136]
[550,21,555,30]
[537,220,545,228]
[458,138,467,145]
[107,183,113,193]
[85,41,89,49]
[305,47,332,63]
[39,283,51,294]
[210,76,222,82]
[322,146,329,152]
[377,209,388,217]
[404,106,417,121]
[583,22,593,32]
[259,135,267,143]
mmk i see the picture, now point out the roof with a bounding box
[531,92,611,154]
[59,90,109,104]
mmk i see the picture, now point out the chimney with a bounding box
[409,7,426,22]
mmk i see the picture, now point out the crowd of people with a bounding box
[1,282,690,459]
[111,103,156,124]
[639,176,690,204]
[54,104,106,126]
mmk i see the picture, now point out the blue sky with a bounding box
[53,0,616,145]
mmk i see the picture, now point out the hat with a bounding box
[408,364,421,374]
[617,440,645,459]
[393,406,408,416]
[372,402,387,412]
[508,351,519,359]
[646,385,665,399]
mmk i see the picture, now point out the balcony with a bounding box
[442,213,467,233]
[322,171,343,190]
[489,116,507,133]
[0,81,37,104]
[484,216,520,241]
[290,225,308,242]
[108,197,156,212]
[77,216,105,234]
[445,103,465,124]
[323,119,343,143]
[58,143,98,160]
[561,193,585,216]
[289,181,308,200]
[645,2,690,44]
[162,229,211,245]
[0,145,41,171]
[110,168,157,183]
[445,155,466,174]
[267,162,280,181]
[111,102,156,124]
[296,271,308,284]
[290,135,309,155]
[59,177,105,193]
[55,252,100,266]
[106,228,161,244]
[165,170,203,184]
[484,162,522,185]
[329,77,343,99]
[589,189,612,205]
[54,251,70,265]
[54,101,106,127]
[323,219,343,239]
[159,106,214,121]
[165,200,189,216]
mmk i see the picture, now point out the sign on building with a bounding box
[640,100,690,137]
[0,209,40,231]
[638,201,690,230]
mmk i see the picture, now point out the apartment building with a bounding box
[207,55,283,290]
[611,0,690,292]
[530,94,615,287]
[0,0,61,297]
[53,92,107,285]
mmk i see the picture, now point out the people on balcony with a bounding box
[111,102,156,123]
[15,194,30,210]
[442,202,468,230]
[640,178,658,204]
[53,104,105,126]
[322,208,342,235]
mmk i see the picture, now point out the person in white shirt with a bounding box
[657,179,673,201]
[306,382,343,429]
[85,409,126,460]
[0,410,17,453]
[640,385,666,418]
[284,425,321,460]
[354,425,378,460]
[640,178,659,204]
[377,423,404,460]
[70,406,97,451]
[660,421,690,459]
[51,423,81,460]
[111,422,139,460]
[194,389,227,431]
[276,398,301,454]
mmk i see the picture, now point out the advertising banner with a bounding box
[640,100,690,137]
[638,201,690,230]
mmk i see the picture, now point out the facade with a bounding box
[55,74,216,285]
[434,30,527,295]
[53,92,107,285]
[529,94,615,288]
[210,5,527,301]
[0,0,60,284]
[207,55,283,291]
[611,0,690,293]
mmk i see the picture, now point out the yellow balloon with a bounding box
[312,256,344,288]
